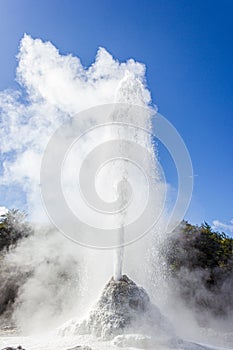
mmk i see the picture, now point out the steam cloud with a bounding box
[0,35,164,333]
[0,34,151,221]
[0,35,232,349]
[0,206,8,216]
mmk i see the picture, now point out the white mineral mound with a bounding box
[60,274,177,346]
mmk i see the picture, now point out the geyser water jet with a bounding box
[114,226,124,281]
[53,102,174,345]
[113,175,128,281]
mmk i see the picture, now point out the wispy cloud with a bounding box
[212,219,233,233]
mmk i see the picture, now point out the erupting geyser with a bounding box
[2,36,224,350]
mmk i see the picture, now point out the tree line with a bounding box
[0,210,232,320]
[166,221,233,320]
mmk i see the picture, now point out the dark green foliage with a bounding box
[0,210,33,325]
[167,221,233,271]
[0,209,33,252]
[166,221,233,318]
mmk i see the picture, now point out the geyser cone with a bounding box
[82,275,174,340]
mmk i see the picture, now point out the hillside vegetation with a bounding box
[166,221,233,321]
[0,211,232,324]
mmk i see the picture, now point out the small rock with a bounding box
[2,347,25,350]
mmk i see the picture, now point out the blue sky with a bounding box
[0,0,232,234]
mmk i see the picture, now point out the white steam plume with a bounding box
[0,206,8,216]
[0,34,151,221]
[0,35,166,333]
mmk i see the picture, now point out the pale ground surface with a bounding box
[0,331,232,350]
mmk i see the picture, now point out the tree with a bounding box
[0,209,33,251]
[166,221,233,318]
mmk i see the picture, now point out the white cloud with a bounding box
[212,219,233,233]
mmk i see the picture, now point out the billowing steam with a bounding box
[1,35,231,350]
[0,35,167,334]
[0,34,151,221]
